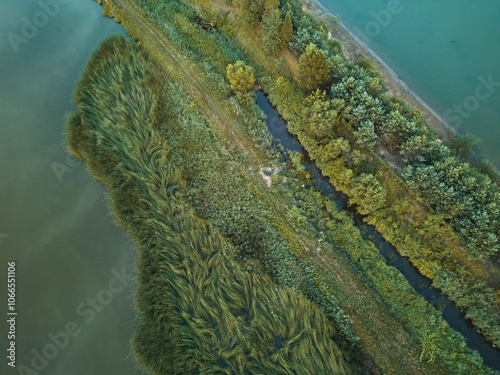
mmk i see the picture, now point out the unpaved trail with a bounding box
[112,0,261,168]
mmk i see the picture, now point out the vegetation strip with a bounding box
[67,0,500,373]
[67,36,351,374]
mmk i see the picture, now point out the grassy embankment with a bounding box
[177,0,500,348]
[67,36,351,375]
[69,0,498,374]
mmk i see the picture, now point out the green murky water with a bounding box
[0,1,140,373]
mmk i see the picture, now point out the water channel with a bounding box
[256,90,500,371]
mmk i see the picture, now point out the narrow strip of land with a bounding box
[104,1,468,373]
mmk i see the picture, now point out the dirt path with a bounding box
[112,0,262,170]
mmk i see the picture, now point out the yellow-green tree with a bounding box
[241,0,265,24]
[303,90,337,140]
[350,173,387,215]
[296,43,329,91]
[281,10,293,49]
[264,0,279,12]
[226,61,255,91]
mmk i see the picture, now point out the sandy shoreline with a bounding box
[301,0,498,172]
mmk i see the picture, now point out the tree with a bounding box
[296,43,329,91]
[226,61,255,91]
[290,27,326,56]
[241,0,265,24]
[262,9,282,55]
[379,110,407,151]
[350,173,386,215]
[353,120,378,148]
[400,135,449,164]
[303,90,337,141]
[316,137,351,164]
[449,132,479,159]
[281,11,293,49]
[264,0,279,12]
[399,135,428,163]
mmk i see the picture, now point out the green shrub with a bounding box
[227,60,255,91]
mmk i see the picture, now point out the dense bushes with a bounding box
[342,65,499,260]
[227,60,255,91]
[266,2,500,260]
[402,160,499,258]
[67,36,351,375]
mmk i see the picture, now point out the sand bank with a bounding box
[301,0,499,173]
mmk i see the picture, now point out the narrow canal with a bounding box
[256,90,500,371]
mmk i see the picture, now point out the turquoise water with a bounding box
[0,1,140,374]
[320,0,500,166]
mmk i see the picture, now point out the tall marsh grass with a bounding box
[67,35,350,375]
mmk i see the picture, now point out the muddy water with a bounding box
[0,1,140,374]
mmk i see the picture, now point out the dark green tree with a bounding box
[262,9,282,55]
[353,120,378,148]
